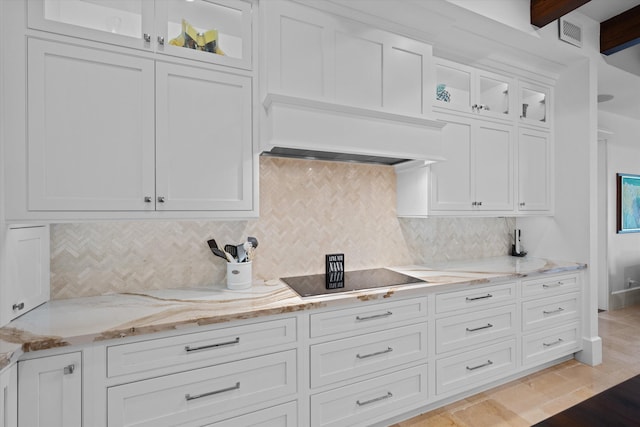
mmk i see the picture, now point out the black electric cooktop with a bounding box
[281,268,425,298]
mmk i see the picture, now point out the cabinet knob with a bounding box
[12,302,25,311]
[477,201,483,206]
[157,36,165,45]
[520,202,526,207]
[144,196,152,203]
[157,196,165,203]
[143,33,151,43]
[63,364,75,375]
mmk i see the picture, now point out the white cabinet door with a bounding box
[518,127,551,212]
[430,114,513,212]
[1,365,17,427]
[473,121,514,211]
[27,38,155,211]
[519,81,550,128]
[4,225,50,325]
[155,62,253,211]
[18,352,82,427]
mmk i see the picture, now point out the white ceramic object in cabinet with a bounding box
[518,127,552,213]
[107,350,296,427]
[309,298,427,338]
[310,323,427,388]
[155,62,253,211]
[310,364,428,427]
[435,305,516,354]
[3,225,50,326]
[434,58,515,121]
[27,0,252,69]
[518,80,550,128]
[263,0,433,117]
[107,318,296,378]
[202,401,297,427]
[435,339,516,395]
[18,352,82,427]
[435,282,517,314]
[0,365,17,427]
[26,38,253,214]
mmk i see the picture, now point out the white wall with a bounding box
[599,110,640,309]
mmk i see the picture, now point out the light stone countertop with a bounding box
[0,256,586,371]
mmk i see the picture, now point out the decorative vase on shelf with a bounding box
[436,83,451,103]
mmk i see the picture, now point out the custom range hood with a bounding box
[261,94,446,166]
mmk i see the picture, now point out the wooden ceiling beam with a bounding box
[530,0,591,28]
[601,5,640,55]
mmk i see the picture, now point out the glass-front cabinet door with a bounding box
[519,81,550,127]
[477,71,513,119]
[28,0,153,50]
[28,0,252,69]
[434,60,472,112]
[155,0,252,69]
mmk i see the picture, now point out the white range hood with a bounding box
[261,93,446,166]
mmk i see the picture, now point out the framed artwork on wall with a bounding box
[617,173,640,233]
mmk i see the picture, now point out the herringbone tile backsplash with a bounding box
[51,157,515,299]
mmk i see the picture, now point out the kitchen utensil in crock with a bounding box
[224,244,238,261]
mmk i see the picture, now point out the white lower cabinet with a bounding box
[1,365,17,427]
[107,350,296,427]
[202,401,298,427]
[17,352,82,427]
[310,364,428,427]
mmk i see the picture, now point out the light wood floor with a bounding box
[392,304,640,427]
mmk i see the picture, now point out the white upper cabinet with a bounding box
[263,0,433,117]
[27,0,252,69]
[434,58,515,121]
[517,127,552,212]
[518,80,551,128]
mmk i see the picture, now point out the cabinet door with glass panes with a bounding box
[434,58,515,122]
[27,0,252,69]
[518,81,550,128]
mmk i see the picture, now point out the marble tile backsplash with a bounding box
[50,157,515,299]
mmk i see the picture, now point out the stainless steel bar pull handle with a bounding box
[543,307,565,315]
[356,311,392,321]
[466,360,493,371]
[356,347,393,359]
[543,338,564,347]
[466,323,493,332]
[185,337,240,352]
[185,382,240,401]
[64,364,75,375]
[543,282,563,288]
[356,392,393,406]
[466,294,493,301]
[12,302,24,311]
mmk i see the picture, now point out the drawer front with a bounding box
[435,282,516,314]
[202,401,297,427]
[107,350,296,427]
[436,339,516,395]
[435,304,516,354]
[310,364,428,427]
[522,273,580,298]
[523,322,581,366]
[310,298,427,338]
[310,323,427,388]
[522,292,579,331]
[107,318,296,378]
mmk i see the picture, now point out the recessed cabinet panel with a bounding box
[279,16,325,97]
[386,47,424,115]
[334,32,383,108]
[155,63,252,211]
[27,38,155,211]
[474,123,513,210]
[518,128,551,211]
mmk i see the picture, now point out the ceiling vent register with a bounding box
[558,17,583,48]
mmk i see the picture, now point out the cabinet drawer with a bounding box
[523,323,580,366]
[310,298,427,338]
[435,305,516,354]
[522,274,580,298]
[202,401,297,427]
[435,282,516,314]
[310,364,428,427]
[522,293,579,331]
[107,318,296,378]
[107,350,296,427]
[310,323,427,388]
[436,339,516,395]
